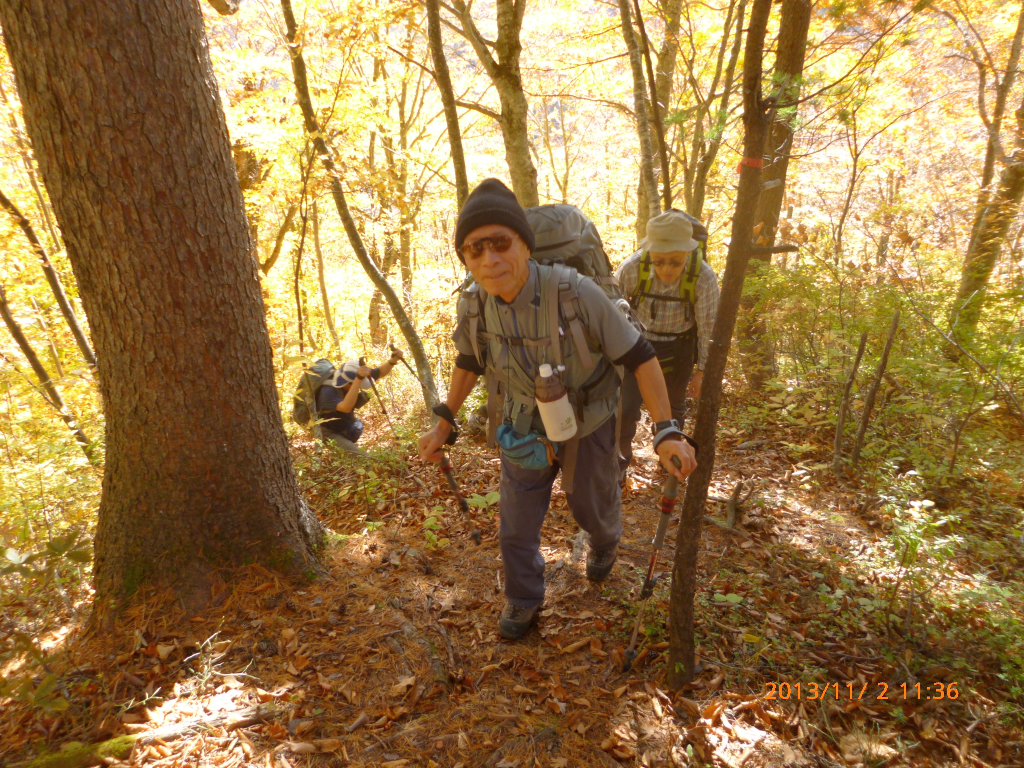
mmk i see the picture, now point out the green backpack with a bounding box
[291,359,336,426]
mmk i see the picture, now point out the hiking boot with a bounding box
[587,542,619,582]
[498,602,540,640]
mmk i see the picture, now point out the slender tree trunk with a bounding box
[632,0,672,210]
[261,204,298,274]
[619,0,660,236]
[0,188,96,368]
[0,0,325,612]
[851,311,900,465]
[833,332,867,475]
[280,0,439,408]
[312,201,340,358]
[737,0,812,389]
[667,0,773,690]
[0,285,93,459]
[688,0,747,220]
[951,102,1024,346]
[425,0,469,210]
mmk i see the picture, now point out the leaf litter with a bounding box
[1,422,1022,768]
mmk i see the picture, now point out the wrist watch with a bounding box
[652,419,699,454]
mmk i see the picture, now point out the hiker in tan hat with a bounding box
[615,209,720,480]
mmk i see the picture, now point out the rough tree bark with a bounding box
[280,0,439,408]
[446,0,539,207]
[737,0,813,389]
[0,0,324,610]
[619,0,661,236]
[0,285,93,459]
[426,0,469,210]
[667,0,774,689]
[0,187,96,368]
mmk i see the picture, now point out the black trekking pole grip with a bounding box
[389,342,417,378]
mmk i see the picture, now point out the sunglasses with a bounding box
[461,233,515,259]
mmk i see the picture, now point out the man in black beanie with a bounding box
[419,178,697,640]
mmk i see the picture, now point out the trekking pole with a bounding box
[438,448,481,544]
[389,342,417,379]
[623,456,683,673]
[359,356,399,440]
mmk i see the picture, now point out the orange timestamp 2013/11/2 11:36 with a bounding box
[765,680,960,701]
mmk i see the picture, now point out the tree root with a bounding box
[18,704,276,768]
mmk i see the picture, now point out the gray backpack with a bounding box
[525,205,621,301]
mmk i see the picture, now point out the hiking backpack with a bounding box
[291,358,336,426]
[525,204,622,301]
[628,210,708,323]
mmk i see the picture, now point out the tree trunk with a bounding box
[425,0,469,210]
[261,204,298,275]
[632,0,672,210]
[736,0,813,389]
[0,285,93,459]
[951,103,1024,347]
[280,0,439,409]
[851,311,900,465]
[667,0,773,690]
[0,187,97,368]
[448,0,539,207]
[312,201,340,358]
[0,0,324,611]
[687,0,747,220]
[619,0,660,235]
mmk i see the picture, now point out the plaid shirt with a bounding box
[616,250,720,370]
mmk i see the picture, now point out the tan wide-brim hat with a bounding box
[639,209,699,253]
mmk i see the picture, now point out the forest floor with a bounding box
[3,399,1024,768]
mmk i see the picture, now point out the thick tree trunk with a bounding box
[0,188,96,368]
[667,0,773,690]
[0,285,93,459]
[280,0,439,409]
[619,0,660,236]
[737,0,813,389]
[425,0,469,209]
[0,0,324,610]
[952,103,1024,346]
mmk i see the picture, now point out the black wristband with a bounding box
[651,419,699,454]
[432,404,461,446]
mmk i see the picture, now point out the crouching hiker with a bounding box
[417,179,698,640]
[616,209,720,480]
[317,349,404,453]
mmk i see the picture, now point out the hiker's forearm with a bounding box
[635,357,673,423]
[337,383,362,413]
[446,366,479,413]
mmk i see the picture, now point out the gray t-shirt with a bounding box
[453,261,640,437]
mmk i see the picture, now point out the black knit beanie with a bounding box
[454,178,535,261]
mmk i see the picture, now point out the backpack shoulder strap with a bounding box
[549,265,595,371]
[464,283,488,369]
[678,246,703,305]
[630,251,654,309]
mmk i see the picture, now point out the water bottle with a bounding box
[535,363,577,441]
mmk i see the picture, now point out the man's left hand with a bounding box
[390,347,405,362]
[687,370,704,398]
[656,438,697,481]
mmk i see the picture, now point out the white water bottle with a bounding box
[535,363,577,441]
